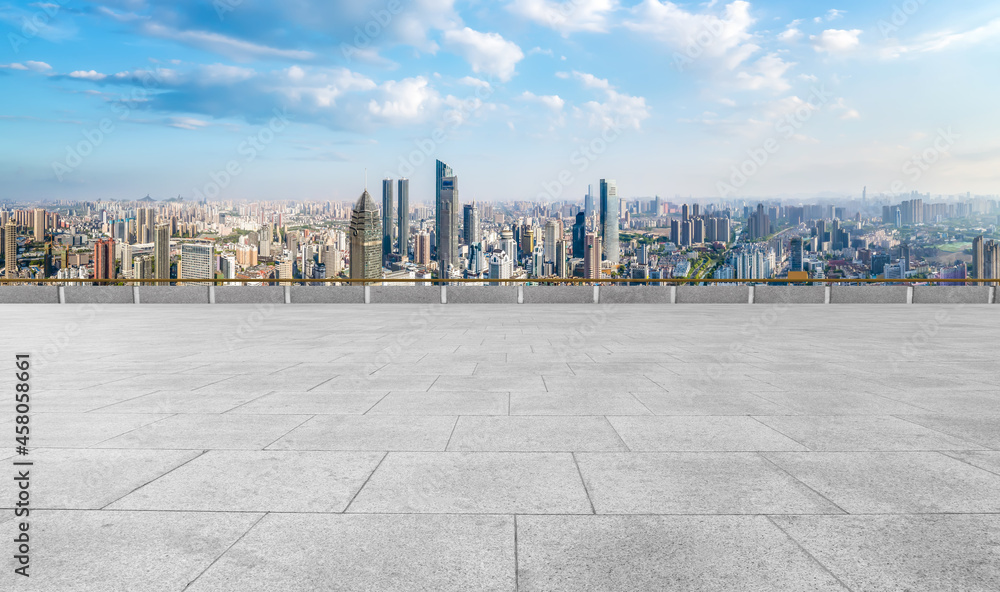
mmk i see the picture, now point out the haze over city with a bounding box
[3,0,1000,202]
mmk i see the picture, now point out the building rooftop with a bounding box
[3,303,999,591]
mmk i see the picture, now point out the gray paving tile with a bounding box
[772,515,1000,592]
[99,390,264,414]
[347,452,592,514]
[25,412,171,447]
[608,416,806,451]
[943,451,1000,476]
[94,414,311,449]
[186,514,515,592]
[753,391,932,415]
[268,415,456,451]
[765,451,1000,513]
[632,392,791,415]
[899,415,1000,449]
[110,450,384,512]
[429,375,547,392]
[541,375,666,393]
[308,375,440,392]
[576,452,842,514]
[518,515,848,592]
[196,374,330,394]
[367,391,509,415]
[0,448,200,509]
[228,390,388,415]
[0,510,262,592]
[25,388,162,412]
[755,415,983,451]
[882,390,1000,415]
[510,391,651,415]
[372,362,479,376]
[449,416,627,452]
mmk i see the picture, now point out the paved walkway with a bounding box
[2,304,999,591]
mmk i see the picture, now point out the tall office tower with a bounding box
[543,220,560,262]
[93,238,115,281]
[397,178,409,260]
[463,202,481,245]
[749,203,770,240]
[584,233,602,279]
[520,227,535,257]
[973,236,985,280]
[681,220,692,246]
[900,244,911,273]
[556,240,568,277]
[33,208,45,241]
[531,245,545,278]
[180,244,213,280]
[572,212,586,258]
[682,204,690,222]
[790,237,804,272]
[436,161,459,272]
[415,231,432,266]
[118,242,132,277]
[599,179,619,263]
[488,250,512,286]
[670,219,680,246]
[584,185,595,219]
[350,189,383,280]
[381,178,394,263]
[830,219,841,248]
[500,228,516,264]
[154,224,170,281]
[693,218,704,244]
[985,240,1000,286]
[220,255,237,284]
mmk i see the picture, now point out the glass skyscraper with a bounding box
[600,179,619,263]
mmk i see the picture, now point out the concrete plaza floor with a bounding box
[2,303,1000,591]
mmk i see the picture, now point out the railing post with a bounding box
[517,285,524,304]
[284,285,291,304]
[209,285,216,304]
[824,285,831,304]
[364,285,371,304]
[133,286,140,304]
[748,285,755,304]
[906,286,914,304]
[593,285,600,304]
[58,286,65,304]
[441,285,447,305]
[669,285,677,304]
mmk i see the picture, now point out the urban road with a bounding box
[2,303,999,591]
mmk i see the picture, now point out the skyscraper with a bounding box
[463,202,480,245]
[180,244,213,280]
[543,220,560,262]
[584,185,595,219]
[382,178,394,264]
[682,204,690,222]
[790,237,804,272]
[488,249,512,286]
[350,189,382,280]
[154,224,170,282]
[584,233,602,279]
[572,212,586,258]
[556,240,568,278]
[93,238,115,281]
[4,220,16,276]
[973,236,985,281]
[397,178,409,260]
[415,231,431,266]
[599,179,619,263]
[33,208,45,241]
[436,160,459,273]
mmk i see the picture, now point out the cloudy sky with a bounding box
[1,0,998,203]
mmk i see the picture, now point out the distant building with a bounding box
[382,178,394,264]
[600,179,619,263]
[488,249,512,286]
[93,238,115,281]
[415,231,432,266]
[463,202,480,246]
[180,243,213,280]
[154,224,171,281]
[584,233,601,279]
[397,178,409,260]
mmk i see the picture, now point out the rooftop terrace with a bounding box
[2,303,1000,591]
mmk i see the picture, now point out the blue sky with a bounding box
[1,0,999,203]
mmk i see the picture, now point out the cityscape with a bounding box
[2,167,999,284]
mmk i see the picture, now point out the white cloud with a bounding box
[521,91,565,111]
[69,70,108,81]
[625,0,759,69]
[778,20,802,42]
[508,0,618,35]
[881,18,1000,59]
[824,9,846,21]
[572,71,650,130]
[810,29,862,53]
[140,22,315,62]
[735,53,794,92]
[831,97,860,120]
[368,76,439,122]
[279,67,376,108]
[0,63,28,70]
[442,27,525,82]
[166,117,211,130]
[458,76,492,89]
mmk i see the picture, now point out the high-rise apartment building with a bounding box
[93,238,115,281]
[350,189,382,280]
[500,228,516,264]
[584,233,601,279]
[599,179,619,263]
[382,178,394,263]
[488,249,512,286]
[154,224,171,281]
[556,240,568,278]
[415,231,431,266]
[543,220,560,262]
[33,208,45,241]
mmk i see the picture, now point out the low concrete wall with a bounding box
[139,286,210,304]
[0,287,60,304]
[913,286,992,304]
[676,285,750,304]
[522,285,595,304]
[831,285,909,304]
[599,286,673,304]
[289,286,365,304]
[446,286,518,304]
[63,287,134,304]
[754,286,826,304]
[369,285,441,304]
[214,287,285,304]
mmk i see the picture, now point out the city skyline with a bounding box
[2,1,1000,202]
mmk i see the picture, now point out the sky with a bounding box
[1,0,999,204]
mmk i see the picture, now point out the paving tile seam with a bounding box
[181,512,269,592]
[891,415,1000,451]
[571,452,597,515]
[602,416,632,452]
[755,452,851,515]
[100,449,209,510]
[747,415,815,450]
[85,413,180,448]
[341,451,389,513]
[937,451,1000,479]
[219,390,281,414]
[763,515,857,592]
[8,508,1000,516]
[444,416,462,450]
[258,414,319,450]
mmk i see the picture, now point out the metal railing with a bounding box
[0,278,997,286]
